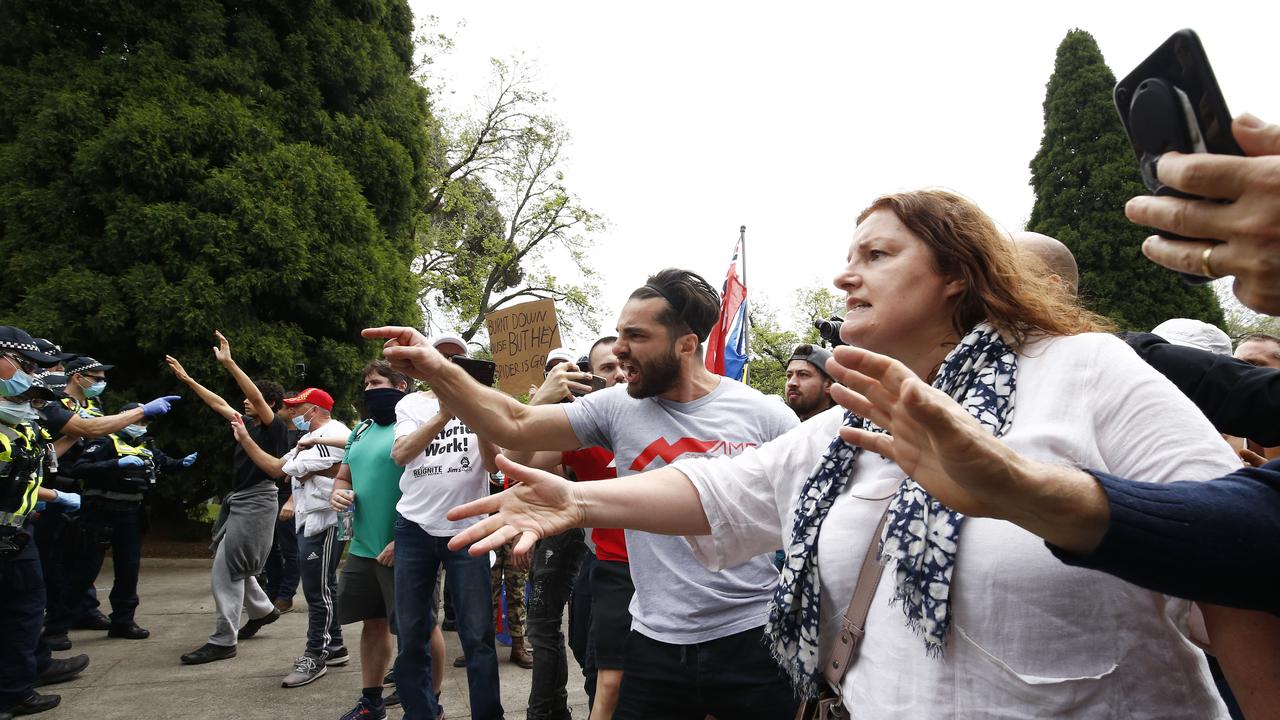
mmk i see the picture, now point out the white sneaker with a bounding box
[281,654,327,688]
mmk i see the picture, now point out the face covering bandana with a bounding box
[83,380,107,398]
[0,368,32,398]
[121,424,147,440]
[364,388,406,426]
[0,399,40,425]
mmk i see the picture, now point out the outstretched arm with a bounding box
[506,363,593,469]
[446,454,710,558]
[213,330,274,426]
[166,355,237,422]
[363,326,579,452]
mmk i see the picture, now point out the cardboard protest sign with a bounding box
[484,299,563,397]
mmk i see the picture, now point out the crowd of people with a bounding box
[2,111,1280,720]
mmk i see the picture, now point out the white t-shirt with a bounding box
[394,392,490,536]
[677,333,1233,718]
[563,377,799,644]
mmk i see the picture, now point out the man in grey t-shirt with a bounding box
[364,269,800,719]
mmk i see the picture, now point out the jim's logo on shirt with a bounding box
[630,437,758,471]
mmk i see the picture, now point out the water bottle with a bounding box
[336,490,355,541]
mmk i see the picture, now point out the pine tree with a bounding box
[0,0,433,511]
[1028,29,1222,331]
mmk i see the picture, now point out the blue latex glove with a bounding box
[51,490,81,511]
[181,452,198,467]
[142,395,181,418]
[118,456,146,468]
[35,501,46,512]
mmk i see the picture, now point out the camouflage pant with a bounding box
[491,538,528,638]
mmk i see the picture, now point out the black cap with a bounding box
[13,375,56,402]
[64,356,115,376]
[789,344,834,378]
[118,402,143,414]
[34,372,69,396]
[0,326,61,367]
[33,338,78,363]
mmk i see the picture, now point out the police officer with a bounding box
[0,327,89,716]
[56,403,196,642]
[61,357,112,420]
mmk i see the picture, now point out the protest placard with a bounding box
[484,299,563,396]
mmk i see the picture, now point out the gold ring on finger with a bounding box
[1200,245,1218,279]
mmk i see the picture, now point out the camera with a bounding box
[813,317,847,348]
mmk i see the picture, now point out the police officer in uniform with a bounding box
[58,403,196,640]
[0,327,89,717]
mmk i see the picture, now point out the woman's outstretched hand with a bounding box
[446,454,585,558]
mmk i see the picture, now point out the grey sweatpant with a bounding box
[209,538,276,646]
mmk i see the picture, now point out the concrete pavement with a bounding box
[35,558,589,719]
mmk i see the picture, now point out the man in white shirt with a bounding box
[390,334,503,720]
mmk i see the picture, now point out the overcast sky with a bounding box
[407,1,1279,350]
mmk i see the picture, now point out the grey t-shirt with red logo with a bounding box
[562,378,798,644]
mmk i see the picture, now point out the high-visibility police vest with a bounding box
[83,434,155,501]
[0,422,46,527]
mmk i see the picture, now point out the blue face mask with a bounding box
[292,414,310,432]
[121,424,147,440]
[0,399,39,425]
[83,380,106,398]
[0,368,32,398]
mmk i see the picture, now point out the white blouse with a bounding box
[677,333,1234,718]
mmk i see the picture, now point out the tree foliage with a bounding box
[415,58,603,342]
[1028,29,1221,331]
[746,284,843,398]
[0,0,432,512]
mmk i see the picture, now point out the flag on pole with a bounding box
[705,228,749,381]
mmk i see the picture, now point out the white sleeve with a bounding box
[281,442,341,478]
[395,393,433,440]
[1086,336,1238,482]
[675,417,830,571]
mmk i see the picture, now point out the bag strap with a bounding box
[822,506,890,689]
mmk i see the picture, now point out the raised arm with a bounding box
[166,355,237,422]
[229,414,286,479]
[213,330,274,426]
[363,326,579,452]
[391,403,452,467]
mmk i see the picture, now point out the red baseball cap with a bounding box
[283,387,334,411]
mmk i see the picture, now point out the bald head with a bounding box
[1013,231,1078,297]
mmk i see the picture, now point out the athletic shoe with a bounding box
[323,645,350,666]
[71,610,111,631]
[281,654,327,688]
[180,643,236,665]
[237,608,280,639]
[338,696,386,720]
[272,598,293,613]
[35,655,89,686]
[107,623,150,640]
[1,691,60,716]
[41,633,71,652]
[384,690,400,708]
[382,669,394,687]
[451,654,465,668]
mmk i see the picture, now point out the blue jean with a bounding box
[297,525,343,655]
[263,502,300,602]
[393,517,503,720]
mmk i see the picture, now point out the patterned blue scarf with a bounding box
[765,323,1017,698]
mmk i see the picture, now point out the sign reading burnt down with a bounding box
[484,299,563,397]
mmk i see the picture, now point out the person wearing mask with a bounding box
[0,330,88,717]
[169,331,291,665]
[232,387,351,687]
[53,403,196,641]
[61,357,112,420]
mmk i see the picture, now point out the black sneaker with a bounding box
[323,646,350,666]
[71,610,111,631]
[180,643,237,665]
[382,669,394,687]
[338,696,386,720]
[281,653,327,688]
[1,691,60,715]
[384,690,400,708]
[107,623,150,640]
[237,608,280,640]
[41,633,71,652]
[35,655,89,686]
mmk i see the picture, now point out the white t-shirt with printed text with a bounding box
[394,392,490,536]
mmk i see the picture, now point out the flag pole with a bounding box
[739,225,749,384]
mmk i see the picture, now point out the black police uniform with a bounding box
[0,419,54,709]
[54,432,187,632]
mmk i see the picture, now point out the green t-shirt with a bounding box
[343,420,403,559]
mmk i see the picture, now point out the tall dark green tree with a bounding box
[1028,29,1222,330]
[0,1,433,513]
